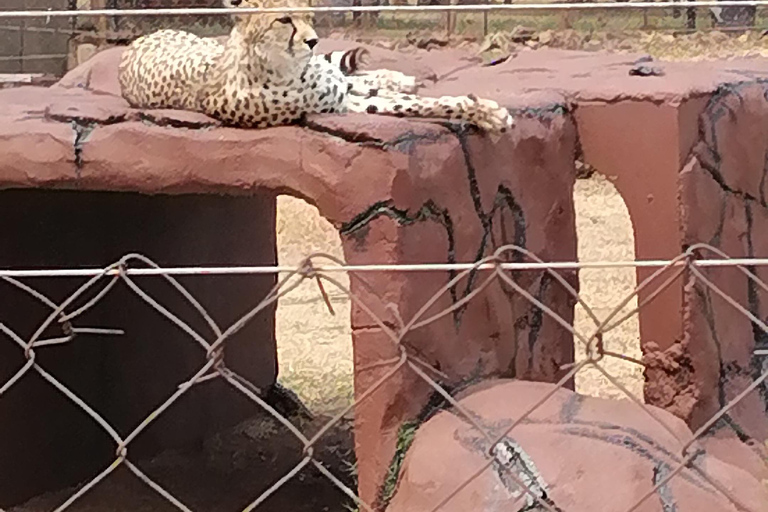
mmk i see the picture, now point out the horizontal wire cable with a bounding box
[2,258,768,277]
[0,1,764,19]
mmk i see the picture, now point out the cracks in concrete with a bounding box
[526,273,552,376]
[45,107,452,180]
[42,110,129,176]
[572,91,713,108]
[339,199,456,294]
[384,128,449,153]
[691,246,758,443]
[302,117,451,151]
[338,123,531,332]
[509,103,569,125]
[44,110,214,176]
[340,199,454,244]
[302,118,387,146]
[70,120,96,175]
[45,111,128,127]
[696,81,768,209]
[136,112,219,130]
[686,82,768,430]
[744,203,768,414]
[691,282,754,442]
[454,410,719,511]
[444,124,527,328]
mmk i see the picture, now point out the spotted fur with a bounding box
[118,0,513,133]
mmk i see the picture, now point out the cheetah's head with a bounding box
[227,0,319,70]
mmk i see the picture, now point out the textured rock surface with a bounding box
[386,379,768,512]
[0,50,579,508]
[4,43,768,507]
[424,47,768,452]
[51,44,768,382]
[678,82,768,442]
[340,107,578,504]
[0,188,279,507]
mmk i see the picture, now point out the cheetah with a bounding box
[118,0,513,133]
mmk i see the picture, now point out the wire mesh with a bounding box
[1,243,767,511]
[4,0,768,77]
[102,0,232,39]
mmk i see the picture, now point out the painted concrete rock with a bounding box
[385,379,768,512]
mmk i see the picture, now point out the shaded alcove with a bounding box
[0,188,278,507]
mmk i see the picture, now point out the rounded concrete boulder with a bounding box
[386,379,768,512]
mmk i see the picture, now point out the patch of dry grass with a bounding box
[275,195,354,416]
[275,175,642,415]
[485,28,768,61]
[330,12,768,62]
[573,174,643,401]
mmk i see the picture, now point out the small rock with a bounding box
[629,65,665,77]
[584,40,602,51]
[617,40,637,51]
[660,33,676,43]
[632,54,655,64]
[509,25,536,43]
[537,30,554,46]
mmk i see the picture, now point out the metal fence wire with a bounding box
[102,0,233,39]
[4,1,768,78]
[1,243,767,512]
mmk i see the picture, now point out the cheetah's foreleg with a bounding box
[348,92,513,135]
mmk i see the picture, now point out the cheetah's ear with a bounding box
[338,47,370,75]
[351,47,370,73]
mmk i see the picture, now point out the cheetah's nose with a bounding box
[305,38,319,50]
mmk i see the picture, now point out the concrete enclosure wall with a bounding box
[0,0,70,75]
[0,189,278,506]
[678,83,768,440]
[2,42,768,509]
[0,45,580,506]
[577,85,768,441]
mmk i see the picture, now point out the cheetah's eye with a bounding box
[276,16,293,24]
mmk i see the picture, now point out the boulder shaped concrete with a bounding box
[386,379,768,512]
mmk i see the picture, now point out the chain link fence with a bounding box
[4,0,768,79]
[101,0,232,39]
[1,243,767,511]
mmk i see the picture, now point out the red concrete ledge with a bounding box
[0,50,578,508]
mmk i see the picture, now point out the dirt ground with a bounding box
[274,172,644,415]
[11,413,358,512]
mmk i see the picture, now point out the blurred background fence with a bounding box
[1,1,768,80]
